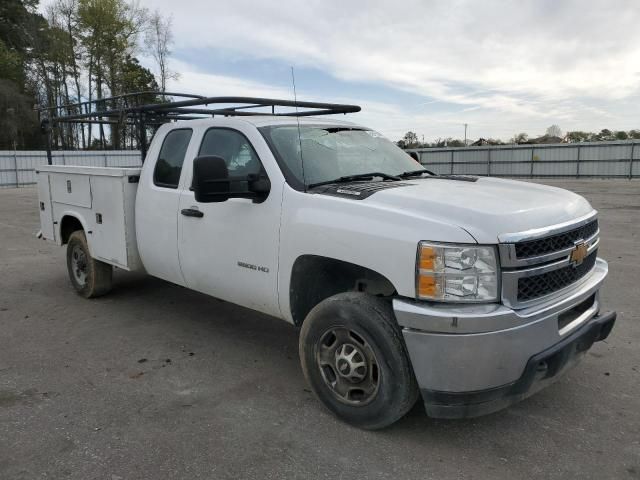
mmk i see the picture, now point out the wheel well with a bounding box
[289,255,396,326]
[60,216,83,244]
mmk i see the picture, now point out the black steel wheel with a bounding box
[300,292,418,429]
[316,326,380,405]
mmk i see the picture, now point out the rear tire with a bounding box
[299,292,418,430]
[66,230,112,298]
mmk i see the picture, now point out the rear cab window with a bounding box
[153,128,193,188]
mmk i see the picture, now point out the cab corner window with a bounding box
[153,128,193,188]
[198,128,262,177]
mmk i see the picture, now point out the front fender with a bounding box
[277,186,476,322]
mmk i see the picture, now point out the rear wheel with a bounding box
[66,230,112,298]
[299,292,418,429]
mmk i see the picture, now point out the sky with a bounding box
[42,0,640,142]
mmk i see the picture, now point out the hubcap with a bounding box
[316,327,380,405]
[71,245,88,286]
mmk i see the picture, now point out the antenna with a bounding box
[291,67,307,190]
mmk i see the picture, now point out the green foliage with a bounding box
[120,55,159,101]
[0,79,42,149]
[0,0,38,52]
[402,131,419,148]
[0,39,24,86]
[615,130,629,140]
[0,0,174,149]
[629,130,640,140]
[566,131,591,143]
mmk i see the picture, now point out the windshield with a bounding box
[260,125,423,188]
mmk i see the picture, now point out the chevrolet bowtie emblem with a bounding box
[570,242,588,266]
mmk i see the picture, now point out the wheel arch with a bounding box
[289,254,397,326]
[59,213,87,245]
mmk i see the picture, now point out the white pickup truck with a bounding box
[36,98,616,429]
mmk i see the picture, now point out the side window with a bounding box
[153,129,193,188]
[198,128,261,176]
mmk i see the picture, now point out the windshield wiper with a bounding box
[398,169,436,178]
[308,172,401,189]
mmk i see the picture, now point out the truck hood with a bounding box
[368,177,594,243]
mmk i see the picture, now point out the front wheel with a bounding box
[66,230,112,298]
[299,292,418,429]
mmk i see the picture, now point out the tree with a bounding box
[594,129,613,141]
[0,79,42,149]
[0,0,175,149]
[546,125,562,137]
[629,130,640,140]
[77,0,148,148]
[446,138,465,147]
[401,131,419,148]
[0,39,24,86]
[512,132,528,144]
[566,131,591,143]
[145,11,177,99]
[615,130,629,140]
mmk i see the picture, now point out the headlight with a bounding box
[416,242,499,302]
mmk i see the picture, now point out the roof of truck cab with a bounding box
[169,115,364,129]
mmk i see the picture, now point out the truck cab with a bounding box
[36,96,616,429]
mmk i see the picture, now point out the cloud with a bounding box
[155,1,640,98]
[42,0,640,139]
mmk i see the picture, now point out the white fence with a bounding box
[3,141,639,188]
[0,150,142,188]
[408,141,639,178]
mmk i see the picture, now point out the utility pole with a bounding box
[464,123,468,146]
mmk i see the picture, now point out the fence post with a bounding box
[103,153,108,167]
[576,144,581,178]
[630,143,635,180]
[450,150,454,175]
[530,147,535,178]
[486,148,491,176]
[13,149,19,188]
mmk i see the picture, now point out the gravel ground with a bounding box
[0,179,638,480]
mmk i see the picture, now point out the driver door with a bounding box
[177,127,282,317]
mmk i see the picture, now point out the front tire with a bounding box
[66,230,112,298]
[299,292,418,429]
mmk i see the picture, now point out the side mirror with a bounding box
[191,156,271,203]
[192,155,230,203]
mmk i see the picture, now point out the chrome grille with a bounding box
[517,250,598,302]
[499,212,600,308]
[514,219,598,259]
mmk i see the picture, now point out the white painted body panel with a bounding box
[36,165,142,270]
[174,119,285,317]
[367,177,593,244]
[135,124,187,285]
[36,116,598,325]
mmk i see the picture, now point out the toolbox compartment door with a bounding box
[50,173,92,208]
[36,172,56,241]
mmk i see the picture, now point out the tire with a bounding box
[299,292,419,430]
[66,230,112,298]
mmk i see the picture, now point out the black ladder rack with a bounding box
[38,91,361,162]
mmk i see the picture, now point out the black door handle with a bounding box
[181,208,204,218]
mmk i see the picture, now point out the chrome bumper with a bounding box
[394,258,614,417]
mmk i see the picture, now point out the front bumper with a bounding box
[394,258,616,419]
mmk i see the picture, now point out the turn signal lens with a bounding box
[418,245,437,270]
[416,242,498,302]
[418,275,439,297]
